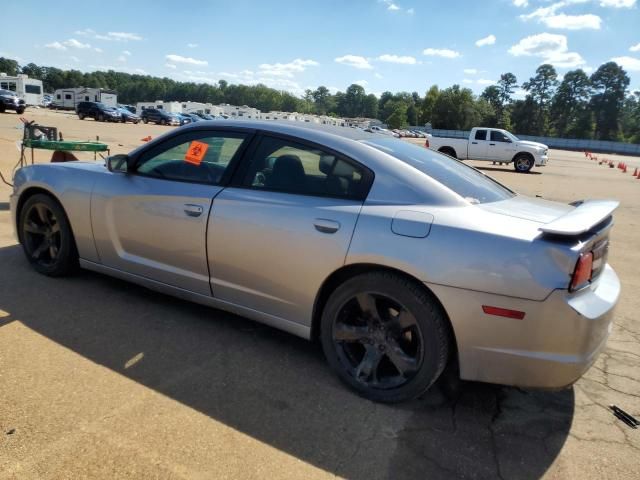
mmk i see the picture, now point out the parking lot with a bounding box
[1,110,639,479]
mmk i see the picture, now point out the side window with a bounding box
[474,129,487,141]
[242,136,366,199]
[136,133,247,185]
[64,94,72,100]
[490,131,510,142]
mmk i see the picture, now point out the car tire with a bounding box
[78,113,85,120]
[161,119,167,126]
[143,117,148,124]
[0,104,5,113]
[18,194,79,277]
[98,113,105,122]
[320,272,450,403]
[439,147,457,159]
[16,107,25,114]
[133,120,139,124]
[514,154,534,173]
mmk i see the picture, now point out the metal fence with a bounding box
[411,128,640,156]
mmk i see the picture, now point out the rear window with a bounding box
[361,138,515,204]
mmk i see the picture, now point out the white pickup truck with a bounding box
[426,127,549,173]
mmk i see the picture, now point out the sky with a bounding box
[1,0,639,98]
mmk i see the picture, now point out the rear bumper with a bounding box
[428,264,619,389]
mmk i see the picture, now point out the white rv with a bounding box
[0,73,44,106]
[52,88,117,110]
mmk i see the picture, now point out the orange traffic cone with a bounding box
[623,165,627,173]
[633,168,638,177]
[141,135,152,142]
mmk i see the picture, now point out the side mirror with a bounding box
[106,154,130,173]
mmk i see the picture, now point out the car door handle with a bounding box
[184,204,204,217]
[314,219,340,234]
[489,143,495,146]
[471,141,478,144]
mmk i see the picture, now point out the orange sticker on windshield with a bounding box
[184,141,208,165]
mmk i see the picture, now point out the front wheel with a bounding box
[16,107,25,114]
[18,194,78,276]
[98,113,105,122]
[143,117,148,124]
[514,154,534,173]
[320,272,450,403]
[78,113,85,120]
[160,119,167,126]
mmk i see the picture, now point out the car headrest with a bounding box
[319,155,335,175]
[269,155,305,189]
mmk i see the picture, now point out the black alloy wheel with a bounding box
[321,272,450,402]
[333,292,423,390]
[19,194,78,276]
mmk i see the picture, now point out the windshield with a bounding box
[361,138,515,204]
[504,131,519,142]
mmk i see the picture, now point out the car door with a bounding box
[488,130,516,162]
[208,134,373,326]
[468,129,489,160]
[91,129,251,295]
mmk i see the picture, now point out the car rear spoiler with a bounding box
[539,199,619,236]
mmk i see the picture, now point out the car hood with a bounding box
[516,140,548,150]
[478,195,573,224]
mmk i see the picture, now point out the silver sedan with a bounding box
[10,120,620,402]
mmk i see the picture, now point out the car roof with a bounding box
[176,119,381,144]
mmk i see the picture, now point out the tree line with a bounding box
[1,57,638,142]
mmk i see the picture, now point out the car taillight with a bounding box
[570,252,593,292]
[425,139,430,148]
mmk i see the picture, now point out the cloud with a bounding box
[165,63,177,69]
[45,41,67,51]
[117,55,127,62]
[94,47,103,53]
[611,56,640,71]
[354,79,369,87]
[70,56,80,63]
[374,72,384,79]
[74,28,95,36]
[377,54,417,64]
[380,0,414,14]
[423,48,460,58]
[122,50,131,56]
[630,43,640,52]
[335,55,373,69]
[64,38,91,49]
[477,79,495,85]
[258,58,319,77]
[463,79,474,84]
[187,43,198,48]
[107,32,143,41]
[519,1,602,30]
[512,0,528,6]
[542,13,602,29]
[475,35,496,47]
[165,54,208,66]
[599,0,636,7]
[464,68,478,74]
[509,33,585,67]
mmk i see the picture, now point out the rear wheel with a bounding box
[514,154,534,173]
[143,117,148,124]
[320,272,450,403]
[98,113,105,122]
[160,118,167,125]
[78,113,85,120]
[18,194,78,276]
[439,147,457,159]
[16,106,25,114]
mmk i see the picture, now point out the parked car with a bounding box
[426,127,549,173]
[173,113,192,126]
[181,113,202,123]
[365,125,399,137]
[115,107,141,124]
[140,108,180,126]
[195,112,216,120]
[0,89,26,114]
[10,120,620,403]
[76,101,121,122]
